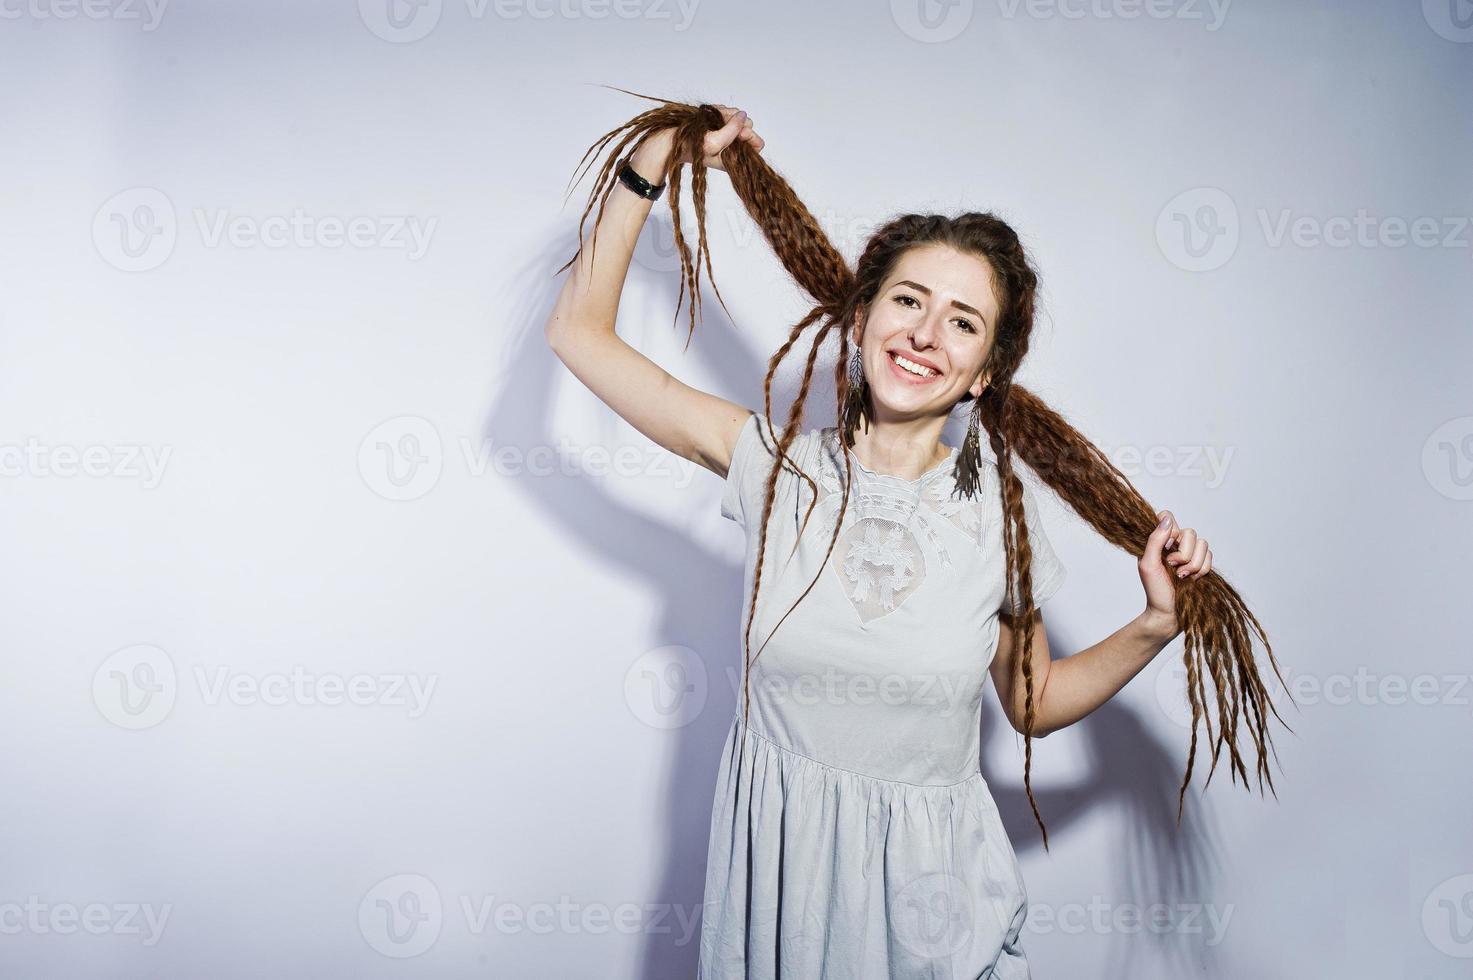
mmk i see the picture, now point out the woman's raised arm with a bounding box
[544,107,762,478]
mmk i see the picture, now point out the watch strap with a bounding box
[616,159,665,201]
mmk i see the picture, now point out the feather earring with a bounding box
[952,398,986,499]
[840,347,869,448]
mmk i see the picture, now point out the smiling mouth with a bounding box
[888,350,942,381]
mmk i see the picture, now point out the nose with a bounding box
[909,313,941,350]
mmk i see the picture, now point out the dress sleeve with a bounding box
[999,479,1067,615]
[720,411,781,530]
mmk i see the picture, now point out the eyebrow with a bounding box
[892,280,988,328]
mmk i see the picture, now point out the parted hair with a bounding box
[560,91,1293,850]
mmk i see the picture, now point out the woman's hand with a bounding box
[629,105,764,177]
[1138,510,1213,639]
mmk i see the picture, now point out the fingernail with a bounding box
[1158,513,1171,528]
[738,111,747,120]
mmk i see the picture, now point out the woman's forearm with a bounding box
[1033,611,1179,737]
[545,146,669,345]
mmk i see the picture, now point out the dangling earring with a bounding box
[953,395,986,499]
[841,348,869,445]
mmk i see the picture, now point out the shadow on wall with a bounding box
[981,650,1229,978]
[485,225,1227,979]
[484,223,761,980]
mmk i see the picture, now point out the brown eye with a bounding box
[897,294,975,333]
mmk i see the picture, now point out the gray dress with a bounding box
[698,412,1067,979]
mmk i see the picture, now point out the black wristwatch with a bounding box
[616,158,665,201]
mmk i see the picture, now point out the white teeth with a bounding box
[891,352,937,378]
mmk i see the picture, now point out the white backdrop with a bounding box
[2,1,1470,976]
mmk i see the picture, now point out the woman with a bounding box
[545,94,1289,978]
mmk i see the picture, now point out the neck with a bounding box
[847,414,951,481]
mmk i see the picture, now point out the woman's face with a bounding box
[853,244,1001,418]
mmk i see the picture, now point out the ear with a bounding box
[851,307,865,349]
[969,370,990,400]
